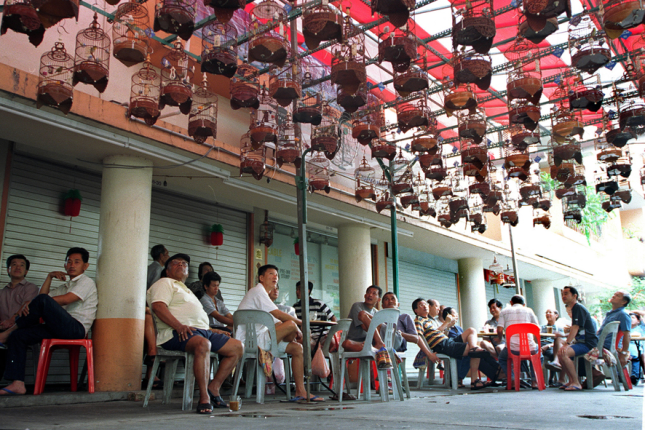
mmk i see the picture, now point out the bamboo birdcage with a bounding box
[461,138,488,181]
[506,37,543,106]
[411,116,440,153]
[418,187,437,218]
[302,0,343,50]
[619,96,645,133]
[308,153,331,194]
[230,64,260,110]
[249,86,278,148]
[0,0,45,47]
[551,102,584,145]
[188,74,218,144]
[518,10,558,44]
[240,132,266,180]
[503,143,532,182]
[355,156,376,202]
[523,0,571,33]
[449,50,492,91]
[159,40,194,115]
[154,0,196,41]
[248,1,289,67]
[451,0,495,54]
[508,124,539,152]
[206,0,245,24]
[391,152,413,196]
[331,16,366,96]
[73,13,110,93]
[31,0,79,29]
[371,138,398,161]
[294,72,323,125]
[569,14,611,74]
[397,90,430,133]
[569,75,604,113]
[352,93,384,146]
[378,23,417,73]
[457,108,486,144]
[276,114,302,167]
[37,41,74,114]
[393,64,429,98]
[602,0,645,40]
[201,20,237,78]
[443,79,478,117]
[338,82,367,113]
[129,56,161,126]
[371,0,415,28]
[112,1,149,67]
[269,61,301,107]
[311,103,341,156]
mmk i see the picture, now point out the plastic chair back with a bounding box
[322,319,351,357]
[505,323,540,358]
[233,309,283,357]
[616,331,633,390]
[505,323,545,391]
[355,308,400,356]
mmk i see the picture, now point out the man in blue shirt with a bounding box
[597,291,631,367]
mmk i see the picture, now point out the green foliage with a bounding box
[588,277,645,317]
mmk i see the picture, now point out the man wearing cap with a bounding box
[148,253,243,414]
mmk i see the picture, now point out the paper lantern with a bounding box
[210,224,224,247]
[63,189,82,217]
[294,237,300,256]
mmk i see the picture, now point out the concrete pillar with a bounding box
[458,258,487,330]
[531,279,556,326]
[93,155,153,391]
[338,223,372,318]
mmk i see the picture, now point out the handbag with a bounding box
[311,345,330,378]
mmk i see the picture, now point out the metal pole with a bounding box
[508,224,521,295]
[389,159,399,297]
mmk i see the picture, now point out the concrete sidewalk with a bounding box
[0,383,642,430]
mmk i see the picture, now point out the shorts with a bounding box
[570,343,591,357]
[161,328,230,353]
[433,338,467,359]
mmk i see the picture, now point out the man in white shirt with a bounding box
[236,264,323,402]
[0,247,98,396]
[148,254,243,414]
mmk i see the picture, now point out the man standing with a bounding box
[148,254,243,413]
[235,264,323,402]
[555,286,598,391]
[147,245,169,290]
[0,255,39,331]
[496,295,540,388]
[293,281,336,343]
[0,248,98,396]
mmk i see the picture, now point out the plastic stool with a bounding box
[34,339,94,395]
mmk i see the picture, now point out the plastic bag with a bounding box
[312,346,330,378]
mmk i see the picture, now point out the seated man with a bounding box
[189,262,219,301]
[147,244,168,290]
[380,292,417,354]
[199,271,233,332]
[148,254,243,413]
[0,247,98,396]
[541,308,564,384]
[496,295,540,388]
[270,284,296,318]
[341,285,392,369]
[0,254,39,331]
[412,298,501,389]
[629,312,645,385]
[235,264,323,402]
[293,281,336,343]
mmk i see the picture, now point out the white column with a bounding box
[531,279,556,325]
[458,258,487,330]
[94,155,153,391]
[338,223,372,318]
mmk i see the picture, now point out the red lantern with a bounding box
[63,189,82,217]
[294,237,300,256]
[210,224,224,246]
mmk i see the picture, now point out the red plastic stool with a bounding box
[617,332,633,390]
[34,339,94,395]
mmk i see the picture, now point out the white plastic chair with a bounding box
[338,308,403,403]
[231,310,292,404]
[321,319,352,396]
[575,321,621,391]
[416,335,458,391]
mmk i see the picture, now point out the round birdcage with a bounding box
[569,76,604,112]
[337,82,367,113]
[443,82,478,117]
[518,11,558,44]
[393,64,429,98]
[308,153,331,193]
[376,189,395,214]
[352,93,384,146]
[201,20,237,78]
[240,132,266,180]
[411,120,441,153]
[331,19,366,95]
[451,0,495,54]
[606,152,633,179]
[37,41,74,114]
[0,0,45,47]
[249,87,278,148]
[378,24,417,73]
[504,144,532,182]
[458,109,487,144]
[533,207,552,229]
[154,0,196,41]
[563,190,585,224]
[509,124,540,151]
[294,75,323,125]
[112,1,149,67]
[188,75,218,144]
[302,0,343,50]
[269,61,301,107]
[371,0,415,28]
[159,40,194,115]
[73,13,110,93]
[230,64,260,110]
[129,57,161,126]
[276,115,302,167]
[31,0,79,29]
[354,156,376,202]
[452,51,492,91]
[506,38,543,105]
[569,14,611,74]
[419,188,437,217]
[619,97,645,132]
[397,91,430,133]
[551,105,584,144]
[311,104,341,155]
[470,200,487,233]
[602,0,645,40]
[371,138,398,161]
[392,157,414,196]
[206,0,245,24]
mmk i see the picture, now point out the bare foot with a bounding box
[0,381,27,395]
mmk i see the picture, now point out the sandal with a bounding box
[196,402,213,414]
[468,347,489,358]
[471,379,486,391]
[208,389,228,409]
[376,347,393,369]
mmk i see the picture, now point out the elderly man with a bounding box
[380,292,417,354]
[629,312,645,385]
[412,298,501,389]
[269,284,296,318]
[148,254,243,413]
[0,255,39,331]
[236,264,323,402]
[426,299,451,331]
[147,245,169,290]
[553,286,598,391]
[0,247,97,396]
[496,295,540,389]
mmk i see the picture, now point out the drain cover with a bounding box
[578,415,632,420]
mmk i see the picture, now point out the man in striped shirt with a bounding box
[293,281,337,342]
[412,298,501,390]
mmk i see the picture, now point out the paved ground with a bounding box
[0,382,642,430]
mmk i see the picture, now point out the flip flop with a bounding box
[195,402,213,414]
[468,347,489,358]
[287,396,306,402]
[471,379,486,391]
[309,395,324,402]
[0,388,20,395]
[550,382,565,388]
[207,389,228,408]
[564,386,583,391]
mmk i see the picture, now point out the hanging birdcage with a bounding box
[392,154,413,196]
[371,138,398,161]
[230,64,260,110]
[248,1,289,67]
[37,41,74,114]
[460,134,488,171]
[569,76,604,112]
[73,13,110,93]
[518,11,558,43]
[437,197,453,228]
[607,152,633,179]
[596,165,620,196]
[159,40,193,115]
[154,0,196,41]
[0,0,45,47]
[129,56,161,126]
[450,50,492,91]
[596,135,624,165]
[451,0,495,54]
[569,14,611,74]
[432,173,454,200]
[338,82,367,113]
[31,0,79,29]
[378,23,417,73]
[602,0,645,40]
[508,98,541,132]
[393,63,429,98]
[276,115,302,167]
[352,93,384,145]
[294,69,323,124]
[397,90,430,133]
[376,189,396,213]
[269,61,301,107]
[308,153,331,193]
[506,37,543,106]
[418,188,437,217]
[533,206,552,229]
[443,81,478,117]
[458,109,486,144]
[504,144,532,182]
[551,103,584,144]
[562,164,587,188]
[188,74,218,144]
[311,103,341,155]
[206,0,245,24]
[112,1,149,67]
[519,173,542,207]
[355,156,376,203]
[500,199,520,227]
[331,19,366,96]
[201,20,237,78]
[249,86,278,148]
[302,0,343,50]
[523,0,571,33]
[508,124,539,152]
[240,132,266,180]
[470,200,487,233]
[371,0,415,28]
[619,97,645,132]
[411,118,440,153]
[563,189,585,223]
